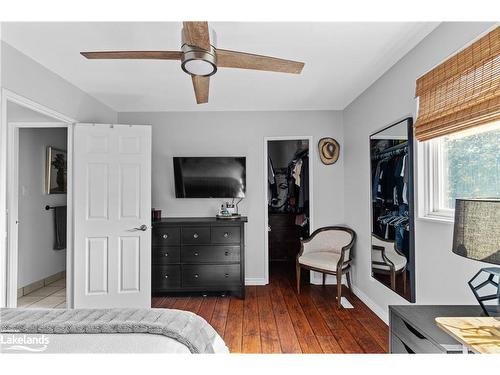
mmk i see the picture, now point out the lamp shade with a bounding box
[452,199,500,265]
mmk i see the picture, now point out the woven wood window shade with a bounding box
[414,26,500,141]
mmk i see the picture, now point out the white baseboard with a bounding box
[245,278,267,286]
[350,285,388,324]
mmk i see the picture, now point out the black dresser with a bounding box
[389,305,484,353]
[152,217,247,299]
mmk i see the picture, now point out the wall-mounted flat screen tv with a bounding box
[173,157,246,198]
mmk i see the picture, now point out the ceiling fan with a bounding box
[81,22,305,104]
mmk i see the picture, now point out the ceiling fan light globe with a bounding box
[183,59,216,76]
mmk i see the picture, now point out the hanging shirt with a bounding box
[293,159,303,187]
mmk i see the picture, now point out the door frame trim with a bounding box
[263,136,314,285]
[2,89,76,308]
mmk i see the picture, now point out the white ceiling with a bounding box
[2,22,439,112]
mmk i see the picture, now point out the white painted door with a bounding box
[73,124,151,308]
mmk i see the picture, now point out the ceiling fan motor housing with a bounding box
[181,28,218,77]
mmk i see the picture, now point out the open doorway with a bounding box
[4,95,74,308]
[266,138,312,282]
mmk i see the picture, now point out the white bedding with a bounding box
[2,333,229,354]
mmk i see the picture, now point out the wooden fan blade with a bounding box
[80,51,182,60]
[191,75,210,104]
[182,22,211,50]
[217,49,304,74]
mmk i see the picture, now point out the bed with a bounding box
[0,308,229,354]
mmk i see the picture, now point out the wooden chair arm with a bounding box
[371,244,395,270]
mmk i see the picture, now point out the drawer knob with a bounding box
[164,253,168,257]
[194,274,199,278]
[163,234,168,239]
[194,252,199,256]
[223,232,229,238]
[164,275,169,279]
[224,273,229,278]
[225,251,229,256]
[193,233,199,239]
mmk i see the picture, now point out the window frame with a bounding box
[420,123,499,222]
[420,138,455,223]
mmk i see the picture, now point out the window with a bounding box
[422,121,500,221]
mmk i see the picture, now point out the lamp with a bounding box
[452,198,500,316]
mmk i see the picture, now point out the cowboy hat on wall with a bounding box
[318,137,340,165]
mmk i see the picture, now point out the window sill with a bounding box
[417,212,454,224]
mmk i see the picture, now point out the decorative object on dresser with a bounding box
[296,226,356,307]
[370,117,415,302]
[152,217,247,299]
[452,198,500,317]
[389,305,484,353]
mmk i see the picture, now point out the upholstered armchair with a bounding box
[296,226,356,307]
[371,234,407,293]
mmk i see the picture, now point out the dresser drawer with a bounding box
[391,312,442,353]
[153,247,180,264]
[181,245,240,263]
[211,226,241,244]
[391,333,415,354]
[153,227,180,246]
[153,265,181,289]
[182,264,240,287]
[182,227,210,244]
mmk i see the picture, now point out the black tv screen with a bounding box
[173,157,246,198]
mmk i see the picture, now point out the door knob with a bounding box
[193,233,199,239]
[129,224,148,232]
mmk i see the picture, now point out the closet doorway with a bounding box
[264,137,313,283]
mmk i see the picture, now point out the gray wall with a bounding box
[118,111,344,283]
[17,128,67,287]
[343,22,496,318]
[1,41,117,123]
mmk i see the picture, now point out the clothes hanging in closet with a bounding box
[371,141,409,254]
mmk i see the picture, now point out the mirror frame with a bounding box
[369,117,416,303]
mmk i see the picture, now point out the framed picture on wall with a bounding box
[45,146,67,194]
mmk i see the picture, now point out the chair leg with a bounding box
[390,270,396,291]
[336,273,342,308]
[346,271,352,292]
[296,263,301,294]
[322,273,326,286]
[402,269,407,294]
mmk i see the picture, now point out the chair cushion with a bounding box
[298,251,348,272]
[372,250,407,272]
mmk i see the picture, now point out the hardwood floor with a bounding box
[151,263,389,354]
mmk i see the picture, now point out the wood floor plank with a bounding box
[185,296,204,315]
[316,335,344,353]
[269,280,302,353]
[210,297,230,339]
[309,286,363,353]
[224,298,244,353]
[151,297,165,308]
[277,278,322,353]
[256,285,282,353]
[242,287,262,353]
[172,296,191,310]
[357,317,389,353]
[161,297,178,309]
[197,297,217,322]
[149,265,388,354]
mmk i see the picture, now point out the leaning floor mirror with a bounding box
[370,117,415,302]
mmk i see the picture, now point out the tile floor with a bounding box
[17,278,66,308]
